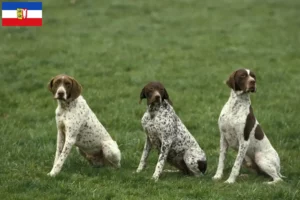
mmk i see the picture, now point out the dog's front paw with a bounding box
[152,174,160,182]
[136,167,143,173]
[212,174,222,180]
[224,178,235,184]
[47,171,58,177]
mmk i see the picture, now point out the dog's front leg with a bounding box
[48,134,76,177]
[136,136,152,173]
[225,140,249,184]
[152,141,172,181]
[213,133,228,180]
[54,129,65,165]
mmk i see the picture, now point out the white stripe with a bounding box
[28,10,42,18]
[245,69,250,75]
[2,10,16,18]
[2,10,42,18]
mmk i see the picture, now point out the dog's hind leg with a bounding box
[76,147,93,165]
[242,155,262,174]
[184,148,207,177]
[76,147,105,167]
[102,140,121,168]
[255,151,283,184]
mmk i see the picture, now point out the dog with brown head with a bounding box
[213,68,284,184]
[48,74,82,102]
[226,69,256,93]
[139,81,172,106]
[46,74,121,177]
[137,81,207,181]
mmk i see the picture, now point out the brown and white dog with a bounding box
[137,82,206,181]
[47,74,121,177]
[212,69,284,184]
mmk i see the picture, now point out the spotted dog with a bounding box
[213,69,284,184]
[136,81,207,181]
[47,74,121,177]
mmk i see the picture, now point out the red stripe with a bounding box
[2,18,42,26]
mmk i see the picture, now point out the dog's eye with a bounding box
[54,80,61,84]
[149,87,154,91]
[251,74,256,79]
[241,74,246,78]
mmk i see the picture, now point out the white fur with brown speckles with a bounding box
[136,100,206,181]
[48,95,121,177]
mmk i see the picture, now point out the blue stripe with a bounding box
[2,2,42,10]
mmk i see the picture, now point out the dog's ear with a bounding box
[69,77,82,101]
[139,87,146,104]
[163,88,172,105]
[47,77,55,94]
[226,70,237,90]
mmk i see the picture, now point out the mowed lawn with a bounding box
[0,0,300,199]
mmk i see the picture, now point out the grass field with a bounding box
[1,0,300,199]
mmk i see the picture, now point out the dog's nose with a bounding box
[154,95,160,100]
[58,91,64,97]
[250,80,256,84]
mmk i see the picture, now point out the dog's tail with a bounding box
[197,160,207,174]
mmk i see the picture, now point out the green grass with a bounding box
[1,0,300,199]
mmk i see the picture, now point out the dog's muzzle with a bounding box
[248,80,256,93]
[54,87,67,100]
[149,91,161,104]
[247,84,256,93]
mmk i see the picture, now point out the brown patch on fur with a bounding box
[244,106,256,140]
[254,124,264,140]
[68,77,82,101]
[79,149,105,167]
[139,81,172,105]
[226,70,238,90]
[48,74,82,101]
[242,158,269,177]
[243,157,261,174]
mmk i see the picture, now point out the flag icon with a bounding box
[2,2,42,26]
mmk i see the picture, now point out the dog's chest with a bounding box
[55,109,67,129]
[143,118,162,148]
[219,102,249,147]
[142,110,172,149]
